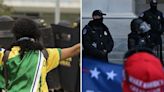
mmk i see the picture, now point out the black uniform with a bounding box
[139,8,164,64]
[82,20,114,61]
[140,9,164,44]
[128,31,152,50]
[128,18,153,50]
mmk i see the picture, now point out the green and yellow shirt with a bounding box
[0,46,61,92]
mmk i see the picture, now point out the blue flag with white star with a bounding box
[82,58,123,92]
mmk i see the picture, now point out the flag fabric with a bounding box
[0,50,44,92]
[82,58,123,92]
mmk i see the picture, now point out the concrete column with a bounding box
[55,0,60,24]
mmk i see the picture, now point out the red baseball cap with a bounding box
[123,52,164,92]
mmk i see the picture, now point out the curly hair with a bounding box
[9,18,44,59]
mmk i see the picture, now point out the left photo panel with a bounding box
[0,0,80,92]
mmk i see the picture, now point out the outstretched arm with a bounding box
[60,43,80,61]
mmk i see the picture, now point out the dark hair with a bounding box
[124,47,156,59]
[9,18,44,59]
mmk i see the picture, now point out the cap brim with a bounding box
[102,13,106,16]
[93,13,106,16]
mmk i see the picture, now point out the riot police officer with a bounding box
[128,18,152,50]
[82,10,114,62]
[139,0,164,64]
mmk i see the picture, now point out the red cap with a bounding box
[123,52,164,92]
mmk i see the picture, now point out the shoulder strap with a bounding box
[2,50,10,90]
[2,50,10,63]
[41,49,48,60]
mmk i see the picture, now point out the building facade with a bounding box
[3,0,80,26]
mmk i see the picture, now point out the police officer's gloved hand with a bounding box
[97,50,108,60]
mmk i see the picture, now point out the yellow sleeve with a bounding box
[0,48,5,65]
[46,48,61,72]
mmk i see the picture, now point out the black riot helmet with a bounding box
[131,18,151,34]
[150,0,158,12]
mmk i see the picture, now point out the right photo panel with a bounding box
[82,0,164,92]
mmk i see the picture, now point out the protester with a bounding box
[0,18,80,92]
[123,48,164,92]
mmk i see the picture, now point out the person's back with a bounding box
[0,48,60,92]
[0,18,80,92]
[0,18,60,92]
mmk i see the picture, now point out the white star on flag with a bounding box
[106,70,117,80]
[90,67,100,80]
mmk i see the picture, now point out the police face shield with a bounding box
[137,22,151,47]
[139,22,151,33]
[131,18,151,34]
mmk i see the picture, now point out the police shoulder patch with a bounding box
[92,42,97,48]
[139,13,144,17]
[83,28,87,35]
[158,16,161,20]
[104,31,108,36]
